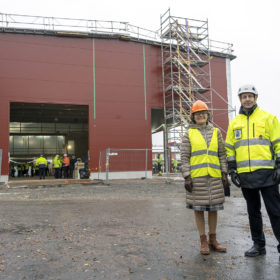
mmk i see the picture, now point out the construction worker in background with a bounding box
[157,153,163,175]
[10,163,15,177]
[172,158,178,173]
[27,163,31,177]
[63,154,70,179]
[35,155,48,180]
[35,164,39,176]
[53,155,62,179]
[45,161,49,176]
[17,164,22,177]
[70,155,77,179]
[24,163,29,176]
[225,84,280,258]
[181,100,229,255]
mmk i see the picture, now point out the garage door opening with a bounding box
[9,102,88,180]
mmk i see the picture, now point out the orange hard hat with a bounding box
[190,100,209,114]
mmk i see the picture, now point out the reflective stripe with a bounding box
[276,153,280,158]
[191,150,207,157]
[225,143,234,149]
[272,137,280,146]
[227,156,236,161]
[190,163,221,170]
[237,159,275,168]
[208,150,218,156]
[191,150,218,157]
[234,138,271,149]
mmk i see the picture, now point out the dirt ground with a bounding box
[0,178,279,280]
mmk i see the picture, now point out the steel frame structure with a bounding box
[160,9,235,152]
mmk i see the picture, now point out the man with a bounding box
[156,153,163,176]
[35,155,48,180]
[53,155,62,179]
[63,154,70,179]
[172,158,178,173]
[70,155,77,179]
[225,84,280,258]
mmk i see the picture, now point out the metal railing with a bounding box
[0,12,158,40]
[0,12,233,55]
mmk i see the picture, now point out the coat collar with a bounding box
[239,104,258,116]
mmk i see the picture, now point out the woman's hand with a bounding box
[184,176,193,192]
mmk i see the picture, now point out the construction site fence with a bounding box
[98,148,176,184]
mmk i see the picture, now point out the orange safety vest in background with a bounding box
[64,157,70,166]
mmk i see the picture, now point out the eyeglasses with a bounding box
[194,111,208,116]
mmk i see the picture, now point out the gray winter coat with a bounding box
[181,122,227,206]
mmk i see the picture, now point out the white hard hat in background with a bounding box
[63,154,67,157]
[238,84,258,96]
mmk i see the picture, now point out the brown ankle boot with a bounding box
[200,234,210,255]
[209,233,226,252]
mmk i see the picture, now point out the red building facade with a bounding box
[0,32,232,182]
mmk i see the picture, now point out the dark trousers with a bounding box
[63,166,69,178]
[39,165,46,179]
[54,168,60,179]
[242,185,280,253]
[69,166,74,179]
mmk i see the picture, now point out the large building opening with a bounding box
[9,102,88,179]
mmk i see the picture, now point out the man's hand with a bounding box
[221,172,230,188]
[273,167,280,184]
[222,172,230,197]
[184,176,193,193]
[230,171,241,188]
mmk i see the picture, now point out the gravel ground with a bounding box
[0,178,279,280]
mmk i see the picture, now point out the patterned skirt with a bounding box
[186,203,224,211]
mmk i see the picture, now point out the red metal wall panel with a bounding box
[210,56,229,138]
[0,33,93,175]
[0,32,229,176]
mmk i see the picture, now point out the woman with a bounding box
[181,100,230,255]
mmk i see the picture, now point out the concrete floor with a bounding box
[0,178,279,280]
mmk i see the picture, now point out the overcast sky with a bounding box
[1,0,280,145]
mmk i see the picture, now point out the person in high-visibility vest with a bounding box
[156,153,163,175]
[63,154,70,178]
[226,84,280,258]
[35,155,48,179]
[172,159,178,173]
[181,100,229,255]
[53,155,62,179]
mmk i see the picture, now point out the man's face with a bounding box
[240,93,257,110]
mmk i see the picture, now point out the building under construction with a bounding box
[0,10,235,183]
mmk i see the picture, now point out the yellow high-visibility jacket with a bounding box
[53,156,62,168]
[225,106,280,173]
[189,127,222,178]
[35,157,47,167]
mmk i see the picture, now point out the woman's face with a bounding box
[193,110,208,125]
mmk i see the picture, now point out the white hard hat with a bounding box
[238,84,258,96]
[56,155,59,157]
[63,154,67,157]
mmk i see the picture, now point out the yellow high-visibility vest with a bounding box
[35,157,47,166]
[225,106,280,173]
[189,127,221,178]
[53,157,61,168]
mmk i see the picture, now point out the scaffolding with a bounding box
[160,9,235,158]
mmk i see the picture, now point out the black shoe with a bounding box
[245,244,266,257]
